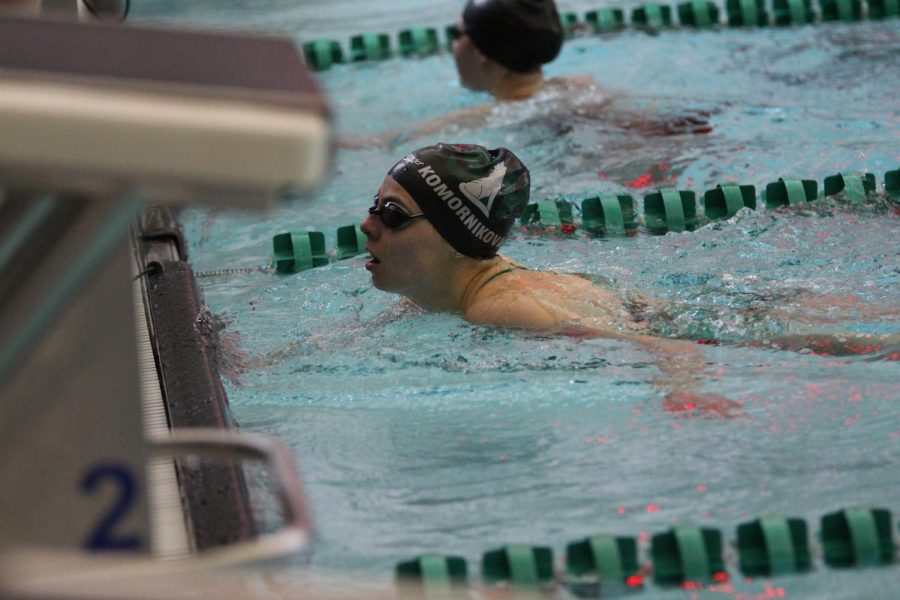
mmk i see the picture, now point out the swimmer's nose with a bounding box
[360,212,378,239]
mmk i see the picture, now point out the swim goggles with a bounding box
[369,195,426,230]
[448,24,467,41]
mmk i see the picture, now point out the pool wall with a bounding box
[136,207,256,550]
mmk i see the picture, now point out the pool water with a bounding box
[135,2,899,597]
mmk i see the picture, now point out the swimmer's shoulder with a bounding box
[476,268,599,296]
[464,269,597,328]
[545,74,595,90]
[544,75,616,98]
[464,291,568,328]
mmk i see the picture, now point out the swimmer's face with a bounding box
[451,18,488,91]
[360,176,457,298]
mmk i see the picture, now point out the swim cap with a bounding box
[462,0,564,73]
[388,143,530,259]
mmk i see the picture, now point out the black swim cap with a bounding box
[388,143,530,259]
[462,0,564,73]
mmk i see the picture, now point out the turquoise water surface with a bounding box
[135,2,900,597]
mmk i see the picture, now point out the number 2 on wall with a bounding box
[80,464,142,551]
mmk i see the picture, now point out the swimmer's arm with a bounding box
[464,289,713,384]
[612,332,743,418]
[625,334,710,391]
[336,104,494,150]
[544,322,712,390]
[466,294,709,385]
[466,294,697,375]
[467,298,741,416]
[403,104,495,140]
[248,299,422,368]
[566,85,714,137]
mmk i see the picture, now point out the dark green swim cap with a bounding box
[462,0,564,73]
[388,143,530,259]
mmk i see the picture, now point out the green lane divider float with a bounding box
[764,177,818,208]
[586,8,626,32]
[272,231,329,274]
[442,24,455,51]
[396,554,468,590]
[273,225,365,273]
[678,0,722,27]
[885,168,900,200]
[821,507,895,568]
[581,194,638,236]
[302,39,343,72]
[644,188,699,233]
[336,224,367,259]
[773,0,816,25]
[821,0,865,21]
[519,199,575,229]
[566,535,641,585]
[703,183,756,219]
[482,544,554,587]
[737,516,812,577]
[869,0,900,18]
[562,12,581,37]
[823,172,877,202]
[398,28,440,57]
[632,3,675,27]
[652,526,725,585]
[726,0,770,26]
[397,507,900,593]
[350,33,392,62]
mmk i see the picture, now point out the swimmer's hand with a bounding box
[627,335,744,418]
[622,110,713,136]
[767,333,900,358]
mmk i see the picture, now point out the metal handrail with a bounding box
[151,428,313,567]
[0,428,312,596]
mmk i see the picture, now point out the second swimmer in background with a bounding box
[341,0,712,149]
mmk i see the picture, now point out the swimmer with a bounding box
[359,143,899,416]
[340,0,581,148]
[450,0,565,101]
[360,142,743,415]
[338,0,713,149]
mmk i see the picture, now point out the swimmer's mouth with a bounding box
[365,249,380,267]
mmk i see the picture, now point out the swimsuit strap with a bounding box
[475,264,528,295]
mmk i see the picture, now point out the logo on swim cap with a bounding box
[459,163,507,218]
[401,153,424,167]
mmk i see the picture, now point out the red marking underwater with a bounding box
[625,173,654,189]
